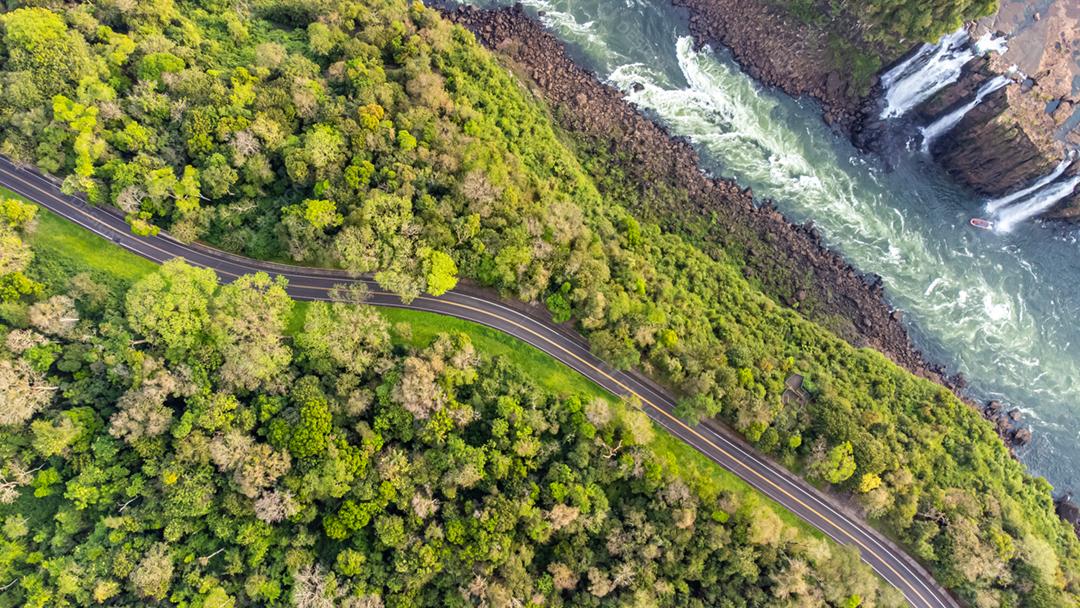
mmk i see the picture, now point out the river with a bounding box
[467,0,1080,492]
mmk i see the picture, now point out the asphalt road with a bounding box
[0,156,959,608]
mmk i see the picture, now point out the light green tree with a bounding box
[125,259,217,361]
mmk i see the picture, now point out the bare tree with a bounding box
[291,564,337,608]
[0,459,43,504]
[28,295,79,338]
[0,359,56,426]
[254,489,299,524]
[5,329,45,355]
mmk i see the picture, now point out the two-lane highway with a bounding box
[0,156,958,608]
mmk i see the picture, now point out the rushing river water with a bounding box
[467,0,1080,491]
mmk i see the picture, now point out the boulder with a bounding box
[1013,427,1033,446]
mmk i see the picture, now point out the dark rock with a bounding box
[997,418,1014,435]
[667,0,886,134]
[826,71,845,99]
[930,85,1062,196]
[1009,408,1023,421]
[438,0,1033,467]
[1058,495,1080,526]
[1013,428,1033,446]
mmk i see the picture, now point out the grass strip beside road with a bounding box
[30,198,830,544]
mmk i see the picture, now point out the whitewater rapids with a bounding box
[470,0,1080,490]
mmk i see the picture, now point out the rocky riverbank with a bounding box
[673,0,1079,211]
[670,0,874,133]
[438,5,946,375]
[438,3,1037,454]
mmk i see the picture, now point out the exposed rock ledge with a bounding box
[672,0,1080,207]
[671,0,871,133]
[437,3,1038,456]
[977,0,1080,215]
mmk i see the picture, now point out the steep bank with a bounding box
[438,2,1048,455]
[670,0,878,132]
[934,92,1060,190]
[441,3,943,383]
[437,7,1080,595]
[674,0,1079,207]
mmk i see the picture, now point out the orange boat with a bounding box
[970,218,994,230]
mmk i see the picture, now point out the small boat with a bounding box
[970,218,994,230]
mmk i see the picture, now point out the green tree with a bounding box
[0,8,90,96]
[423,249,458,296]
[819,441,858,484]
[295,294,390,376]
[125,260,217,361]
[210,272,292,391]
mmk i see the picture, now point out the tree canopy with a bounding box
[0,258,905,607]
[0,0,1075,605]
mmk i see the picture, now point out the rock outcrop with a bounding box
[915,0,1080,200]
[1057,494,1080,538]
[979,0,1080,217]
[670,0,1079,209]
[438,2,950,385]
[983,400,1034,450]
[670,0,875,132]
[930,84,1063,194]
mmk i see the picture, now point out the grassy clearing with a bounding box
[33,203,831,545]
[651,431,824,537]
[382,307,609,400]
[6,181,155,291]
[32,207,157,283]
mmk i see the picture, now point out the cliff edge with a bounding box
[676,0,1080,212]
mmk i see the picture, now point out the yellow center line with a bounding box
[7,165,938,608]
[398,295,934,608]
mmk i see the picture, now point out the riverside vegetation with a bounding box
[0,0,1076,606]
[0,198,904,607]
[781,0,998,50]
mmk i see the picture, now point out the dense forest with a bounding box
[0,211,905,606]
[0,0,1076,606]
[780,0,999,50]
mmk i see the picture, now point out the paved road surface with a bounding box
[0,156,958,608]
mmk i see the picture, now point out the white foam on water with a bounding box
[515,0,614,61]
[880,29,973,118]
[920,75,1009,153]
[985,157,1075,213]
[995,176,1080,233]
[605,36,1033,357]
[924,277,944,296]
[880,30,1009,120]
[973,32,1009,56]
[880,44,935,90]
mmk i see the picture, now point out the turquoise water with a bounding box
[471,0,1080,491]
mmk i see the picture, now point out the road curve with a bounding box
[0,156,958,608]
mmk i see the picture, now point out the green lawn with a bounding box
[29,198,829,544]
[32,207,157,283]
[7,183,155,293]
